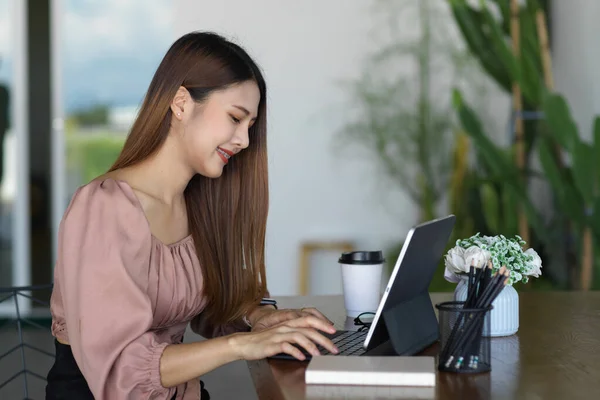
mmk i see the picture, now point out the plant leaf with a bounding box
[594,116,600,196]
[479,1,522,90]
[538,137,565,195]
[572,141,595,205]
[541,91,579,152]
[449,2,511,94]
[488,0,510,33]
[520,39,543,105]
[480,183,499,233]
[502,182,519,236]
[592,197,600,249]
[453,89,550,244]
[452,90,514,176]
[537,137,586,225]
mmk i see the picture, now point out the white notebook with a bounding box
[305,385,435,400]
[305,356,436,387]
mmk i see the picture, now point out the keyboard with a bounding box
[321,330,368,356]
[270,330,368,360]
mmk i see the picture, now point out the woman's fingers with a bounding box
[297,328,339,354]
[275,324,339,355]
[299,307,334,325]
[237,320,341,361]
[276,330,338,357]
[279,342,306,361]
[260,308,334,330]
[288,332,321,357]
[260,309,304,326]
[284,315,336,334]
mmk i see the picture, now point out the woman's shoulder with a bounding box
[70,175,143,211]
[63,175,151,236]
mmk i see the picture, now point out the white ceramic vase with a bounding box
[453,275,519,337]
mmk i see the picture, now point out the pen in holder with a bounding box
[436,301,492,373]
[436,262,511,374]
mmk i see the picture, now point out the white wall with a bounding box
[552,0,600,139]
[172,0,509,296]
[166,0,599,296]
[173,0,416,295]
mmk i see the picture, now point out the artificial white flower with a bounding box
[443,245,491,283]
[444,246,467,275]
[444,267,462,283]
[463,246,491,269]
[524,248,542,277]
[444,233,542,286]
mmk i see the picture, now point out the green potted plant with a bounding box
[444,233,542,336]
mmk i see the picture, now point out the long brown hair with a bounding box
[109,32,268,326]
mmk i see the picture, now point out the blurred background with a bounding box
[0,0,599,307]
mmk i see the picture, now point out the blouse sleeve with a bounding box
[54,179,175,399]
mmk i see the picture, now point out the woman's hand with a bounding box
[250,306,334,332]
[228,315,339,361]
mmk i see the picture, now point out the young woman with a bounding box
[45,31,339,400]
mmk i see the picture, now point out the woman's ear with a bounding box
[170,86,189,121]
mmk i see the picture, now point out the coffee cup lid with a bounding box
[338,251,385,265]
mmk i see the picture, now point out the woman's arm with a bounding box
[190,295,276,338]
[161,315,339,388]
[159,336,239,388]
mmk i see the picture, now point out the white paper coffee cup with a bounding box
[338,251,384,317]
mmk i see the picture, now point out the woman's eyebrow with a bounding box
[233,105,256,119]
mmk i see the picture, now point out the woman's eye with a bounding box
[230,115,241,124]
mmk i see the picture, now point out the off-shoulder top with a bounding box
[50,178,251,400]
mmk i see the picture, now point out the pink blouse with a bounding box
[50,178,250,399]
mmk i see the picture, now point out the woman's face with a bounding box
[177,80,260,178]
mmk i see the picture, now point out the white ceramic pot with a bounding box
[454,275,519,337]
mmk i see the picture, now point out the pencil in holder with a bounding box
[436,301,492,374]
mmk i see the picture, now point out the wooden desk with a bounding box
[248,292,600,400]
